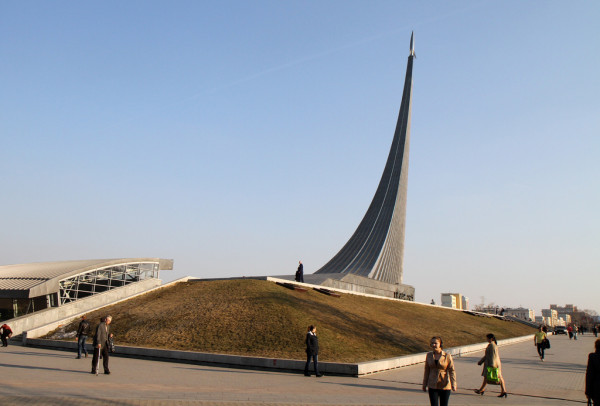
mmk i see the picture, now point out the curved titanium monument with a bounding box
[313,34,416,300]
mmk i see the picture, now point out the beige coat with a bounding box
[479,342,502,377]
[423,351,457,390]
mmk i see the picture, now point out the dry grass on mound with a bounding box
[46,279,535,362]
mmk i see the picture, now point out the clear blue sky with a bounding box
[1,1,599,315]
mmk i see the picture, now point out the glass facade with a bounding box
[59,262,159,305]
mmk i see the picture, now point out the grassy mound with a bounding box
[46,279,535,362]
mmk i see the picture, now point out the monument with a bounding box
[309,33,417,300]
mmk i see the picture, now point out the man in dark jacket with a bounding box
[304,325,322,377]
[91,315,112,374]
[295,261,304,283]
[76,316,91,359]
[586,339,600,405]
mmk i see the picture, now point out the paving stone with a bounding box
[0,334,595,405]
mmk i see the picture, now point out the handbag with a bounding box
[107,336,116,353]
[542,338,551,349]
[485,366,500,384]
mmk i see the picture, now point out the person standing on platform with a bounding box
[0,324,13,347]
[534,326,547,361]
[586,339,600,405]
[475,334,508,398]
[91,315,113,374]
[295,260,304,283]
[76,315,91,359]
[304,325,322,377]
[422,336,456,406]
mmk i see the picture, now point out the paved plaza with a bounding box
[0,333,594,405]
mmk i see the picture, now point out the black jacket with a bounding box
[77,320,91,336]
[586,352,600,400]
[305,332,319,355]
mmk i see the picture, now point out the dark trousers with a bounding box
[304,353,319,375]
[537,343,545,359]
[1,333,9,347]
[77,335,88,358]
[91,346,110,373]
[428,389,450,406]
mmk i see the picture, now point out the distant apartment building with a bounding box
[441,293,466,310]
[442,293,469,310]
[441,293,457,309]
[504,307,535,321]
[549,304,576,325]
[541,309,559,326]
[462,296,469,311]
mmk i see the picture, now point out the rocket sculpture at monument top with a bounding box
[314,33,416,286]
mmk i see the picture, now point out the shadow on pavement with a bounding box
[322,381,424,393]
[173,366,274,375]
[500,356,586,372]
[2,350,76,359]
[0,362,89,374]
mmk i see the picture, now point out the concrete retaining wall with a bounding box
[22,277,193,344]
[25,334,534,377]
[357,334,534,375]
[7,278,164,338]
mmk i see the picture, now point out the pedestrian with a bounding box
[295,260,304,283]
[593,325,598,338]
[568,325,573,339]
[304,325,322,377]
[91,315,113,375]
[475,333,508,398]
[76,315,91,359]
[422,336,457,406]
[0,324,13,347]
[574,326,579,340]
[534,325,547,361]
[586,339,600,405]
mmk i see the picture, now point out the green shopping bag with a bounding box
[486,366,500,384]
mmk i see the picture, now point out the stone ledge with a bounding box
[25,334,534,376]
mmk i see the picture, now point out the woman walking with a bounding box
[585,339,600,405]
[534,325,547,361]
[475,333,508,398]
[422,336,457,406]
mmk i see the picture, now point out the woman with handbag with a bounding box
[422,336,457,406]
[475,333,508,398]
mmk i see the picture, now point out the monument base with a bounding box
[276,273,414,301]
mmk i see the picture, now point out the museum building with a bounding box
[0,258,173,321]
